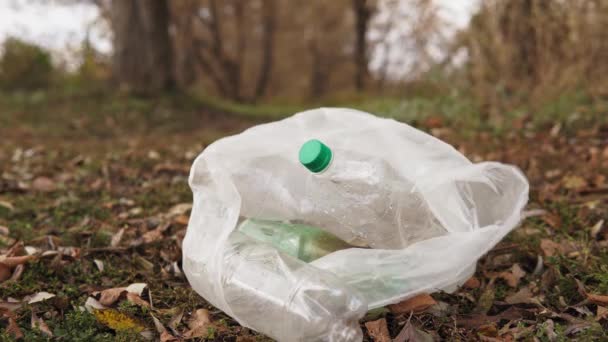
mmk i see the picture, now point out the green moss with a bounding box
[52,310,115,341]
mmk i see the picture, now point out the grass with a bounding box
[1,87,607,340]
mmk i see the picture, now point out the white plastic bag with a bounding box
[183,108,529,341]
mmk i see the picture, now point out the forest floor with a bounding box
[0,91,607,341]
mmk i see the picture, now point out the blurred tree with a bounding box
[171,0,277,102]
[352,0,373,91]
[110,0,173,94]
[0,38,53,91]
[457,0,608,117]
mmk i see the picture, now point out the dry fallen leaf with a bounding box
[474,286,495,315]
[93,259,104,272]
[31,311,53,337]
[0,255,35,267]
[31,176,57,192]
[27,292,56,304]
[393,317,435,342]
[160,330,179,342]
[126,283,148,296]
[562,175,588,191]
[0,262,11,283]
[505,286,536,305]
[541,212,562,229]
[0,301,23,311]
[168,203,192,217]
[173,214,190,226]
[126,292,150,308]
[463,276,481,289]
[0,200,14,211]
[543,319,557,341]
[151,314,166,333]
[389,294,437,314]
[95,287,126,306]
[540,239,562,257]
[590,219,605,239]
[498,264,526,288]
[183,308,212,339]
[596,306,608,321]
[168,307,184,335]
[7,314,24,339]
[364,318,391,342]
[587,293,608,306]
[111,228,125,247]
[85,297,108,312]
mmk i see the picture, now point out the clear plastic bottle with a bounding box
[237,218,354,262]
[220,231,366,341]
[298,139,445,249]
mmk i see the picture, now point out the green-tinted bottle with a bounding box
[237,219,353,263]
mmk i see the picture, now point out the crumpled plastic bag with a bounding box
[183,108,529,341]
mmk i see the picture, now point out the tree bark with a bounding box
[353,0,372,91]
[111,0,173,94]
[253,0,277,101]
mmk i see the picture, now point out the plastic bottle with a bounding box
[298,139,445,249]
[219,231,366,341]
[237,218,354,262]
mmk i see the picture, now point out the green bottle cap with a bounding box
[299,139,332,173]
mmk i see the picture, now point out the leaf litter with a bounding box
[1,113,608,340]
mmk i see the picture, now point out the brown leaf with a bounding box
[587,293,608,306]
[0,200,14,211]
[183,308,212,339]
[505,286,536,305]
[364,318,391,342]
[168,307,184,334]
[389,294,437,314]
[95,287,127,306]
[141,228,164,244]
[394,318,435,342]
[31,176,57,192]
[168,203,192,217]
[541,213,562,229]
[498,264,526,288]
[31,312,53,337]
[7,315,24,339]
[0,301,22,311]
[10,264,24,282]
[151,314,166,333]
[457,306,529,329]
[173,214,190,226]
[463,276,481,289]
[160,330,179,342]
[0,255,35,267]
[0,262,11,283]
[596,306,608,321]
[540,239,562,257]
[126,292,150,308]
[477,323,498,337]
[474,286,495,315]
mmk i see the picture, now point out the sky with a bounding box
[0,0,479,73]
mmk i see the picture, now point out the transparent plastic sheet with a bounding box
[183,108,529,341]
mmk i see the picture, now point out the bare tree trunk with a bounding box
[309,39,327,99]
[110,0,173,94]
[253,0,277,101]
[353,0,372,91]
